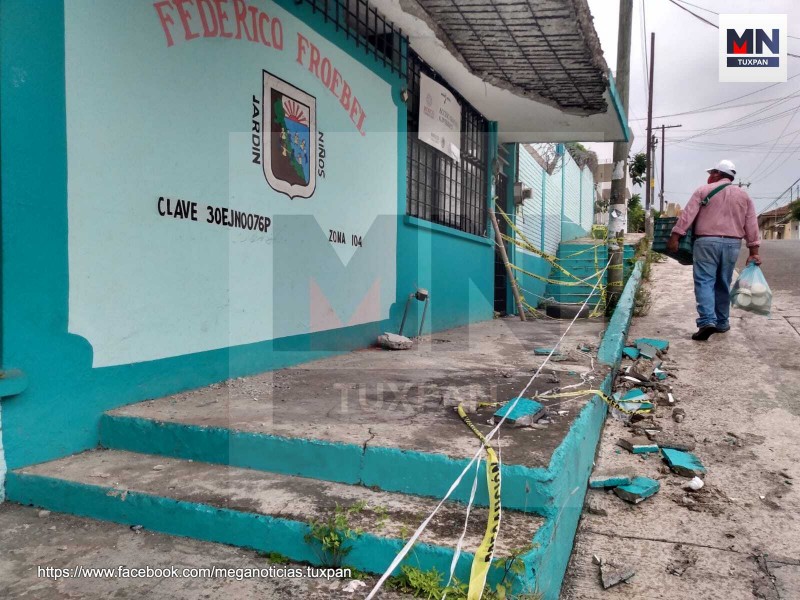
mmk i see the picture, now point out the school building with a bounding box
[0,2,630,594]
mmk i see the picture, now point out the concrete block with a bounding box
[494,398,545,425]
[589,468,636,489]
[377,333,413,350]
[672,407,686,423]
[617,437,660,454]
[622,347,640,360]
[629,358,655,381]
[637,343,659,360]
[634,337,669,352]
[662,448,706,477]
[614,476,660,504]
[600,561,636,588]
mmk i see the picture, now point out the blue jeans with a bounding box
[693,237,741,329]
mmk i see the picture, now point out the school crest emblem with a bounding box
[262,70,317,199]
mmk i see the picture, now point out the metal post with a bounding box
[645,32,655,212]
[607,0,634,309]
[490,210,526,321]
[660,124,665,212]
[658,124,682,212]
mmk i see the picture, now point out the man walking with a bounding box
[667,160,761,341]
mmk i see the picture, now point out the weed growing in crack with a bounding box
[304,501,366,568]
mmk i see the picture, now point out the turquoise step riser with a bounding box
[5,472,534,594]
[99,415,554,514]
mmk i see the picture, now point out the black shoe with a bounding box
[715,325,730,333]
[692,325,717,341]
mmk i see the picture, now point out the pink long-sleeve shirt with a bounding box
[671,182,761,248]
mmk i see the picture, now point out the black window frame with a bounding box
[406,50,489,237]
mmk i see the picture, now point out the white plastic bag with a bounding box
[731,263,772,316]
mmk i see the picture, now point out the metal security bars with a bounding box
[406,51,488,237]
[302,0,407,76]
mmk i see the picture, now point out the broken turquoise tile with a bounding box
[534,348,560,356]
[617,438,659,454]
[614,477,661,504]
[661,448,706,477]
[589,472,634,489]
[622,389,649,401]
[622,347,640,360]
[614,476,660,503]
[618,401,654,412]
[634,337,669,352]
[494,398,544,423]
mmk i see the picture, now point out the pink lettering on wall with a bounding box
[153,0,283,49]
[296,32,367,136]
[154,3,367,135]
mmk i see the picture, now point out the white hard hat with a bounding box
[706,159,736,178]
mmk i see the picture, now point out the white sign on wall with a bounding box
[418,73,461,162]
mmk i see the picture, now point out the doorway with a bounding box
[493,172,510,314]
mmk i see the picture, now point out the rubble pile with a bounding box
[586,336,713,589]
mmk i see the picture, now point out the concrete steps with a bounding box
[8,448,543,589]
[543,241,637,315]
[5,320,622,599]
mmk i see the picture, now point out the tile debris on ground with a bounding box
[562,258,800,600]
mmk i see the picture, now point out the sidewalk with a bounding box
[562,258,800,599]
[0,503,406,599]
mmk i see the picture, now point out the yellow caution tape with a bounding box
[540,389,653,415]
[457,405,501,600]
[492,200,628,319]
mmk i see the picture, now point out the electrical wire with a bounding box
[629,87,800,122]
[672,0,800,40]
[666,0,800,58]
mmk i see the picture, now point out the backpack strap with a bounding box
[700,182,731,206]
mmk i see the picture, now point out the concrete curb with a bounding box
[530,259,645,599]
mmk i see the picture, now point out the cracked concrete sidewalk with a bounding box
[561,258,800,600]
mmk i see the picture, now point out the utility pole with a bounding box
[645,32,655,213]
[658,124,682,212]
[607,0,634,309]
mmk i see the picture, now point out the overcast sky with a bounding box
[585,0,800,213]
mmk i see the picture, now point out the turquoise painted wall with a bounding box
[512,145,596,308]
[0,0,495,473]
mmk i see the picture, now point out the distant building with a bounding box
[759,204,800,240]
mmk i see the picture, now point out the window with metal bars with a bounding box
[406,51,489,237]
[301,0,407,77]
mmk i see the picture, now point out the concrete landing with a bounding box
[107,319,605,468]
[101,319,609,511]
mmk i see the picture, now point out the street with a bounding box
[562,249,800,600]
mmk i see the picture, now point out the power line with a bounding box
[672,0,800,40]
[666,0,800,58]
[629,89,800,121]
[747,99,800,180]
[757,176,800,215]
[670,96,800,143]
